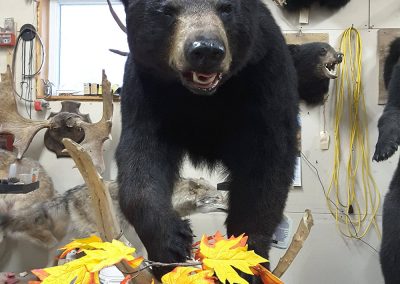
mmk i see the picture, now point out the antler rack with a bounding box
[0,66,113,174]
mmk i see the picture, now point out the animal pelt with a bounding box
[373,37,400,284]
[0,178,227,249]
[384,38,400,90]
[318,0,350,8]
[0,149,55,215]
[374,38,400,162]
[284,0,350,11]
[288,42,343,106]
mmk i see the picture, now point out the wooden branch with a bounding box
[0,66,50,159]
[272,209,314,278]
[77,70,113,174]
[107,0,127,34]
[62,138,159,284]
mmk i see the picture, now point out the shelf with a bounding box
[0,181,40,194]
[37,95,120,102]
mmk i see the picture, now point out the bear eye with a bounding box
[320,47,328,56]
[218,3,233,15]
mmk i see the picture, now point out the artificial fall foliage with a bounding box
[162,231,282,284]
[30,236,143,284]
[29,232,283,284]
[161,267,216,284]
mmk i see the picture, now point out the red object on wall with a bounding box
[0,134,14,151]
[0,33,16,47]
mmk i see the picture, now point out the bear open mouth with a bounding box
[323,63,338,79]
[182,71,223,94]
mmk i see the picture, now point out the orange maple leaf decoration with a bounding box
[251,265,284,284]
[190,231,284,284]
[161,267,217,284]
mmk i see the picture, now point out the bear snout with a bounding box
[336,52,344,63]
[184,37,226,73]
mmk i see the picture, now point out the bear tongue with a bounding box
[192,72,217,86]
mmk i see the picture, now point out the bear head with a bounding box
[120,0,259,95]
[289,42,343,81]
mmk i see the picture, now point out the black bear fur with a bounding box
[284,0,350,11]
[373,37,400,284]
[384,38,400,90]
[284,0,314,11]
[116,0,299,282]
[318,0,350,8]
[288,42,343,106]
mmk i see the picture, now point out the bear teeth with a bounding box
[193,72,217,86]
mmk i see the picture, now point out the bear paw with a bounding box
[149,218,194,280]
[373,139,399,162]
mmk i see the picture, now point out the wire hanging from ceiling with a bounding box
[327,26,381,240]
[10,23,45,118]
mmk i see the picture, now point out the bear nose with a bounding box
[185,39,225,71]
[336,52,344,63]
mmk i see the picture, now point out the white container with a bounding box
[99,266,124,284]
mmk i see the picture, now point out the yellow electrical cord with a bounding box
[327,26,381,240]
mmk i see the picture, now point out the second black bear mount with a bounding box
[289,42,343,106]
[44,101,92,158]
[378,29,400,105]
[373,36,400,284]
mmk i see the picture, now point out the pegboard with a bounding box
[378,28,400,105]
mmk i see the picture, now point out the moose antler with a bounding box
[0,66,50,159]
[76,70,113,173]
[0,66,113,174]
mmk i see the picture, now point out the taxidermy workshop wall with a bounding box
[0,0,400,283]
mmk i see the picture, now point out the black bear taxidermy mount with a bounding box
[288,42,343,106]
[116,0,299,281]
[373,37,400,284]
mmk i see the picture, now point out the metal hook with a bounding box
[297,27,303,37]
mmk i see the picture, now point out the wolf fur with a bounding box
[0,178,227,250]
[0,149,55,220]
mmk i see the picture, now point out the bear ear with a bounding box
[287,44,301,56]
[120,0,129,7]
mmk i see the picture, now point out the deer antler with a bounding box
[0,66,50,159]
[76,70,113,173]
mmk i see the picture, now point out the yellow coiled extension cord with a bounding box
[327,26,381,240]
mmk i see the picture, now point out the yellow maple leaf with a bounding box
[59,235,102,258]
[33,238,142,284]
[39,264,97,284]
[161,267,216,284]
[83,239,142,272]
[199,234,268,284]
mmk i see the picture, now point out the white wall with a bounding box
[1,0,400,283]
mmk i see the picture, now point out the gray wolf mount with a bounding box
[0,177,226,249]
[373,37,400,284]
[116,0,299,281]
[288,42,343,106]
[0,149,55,220]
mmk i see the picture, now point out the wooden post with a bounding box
[62,138,159,283]
[272,209,314,278]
